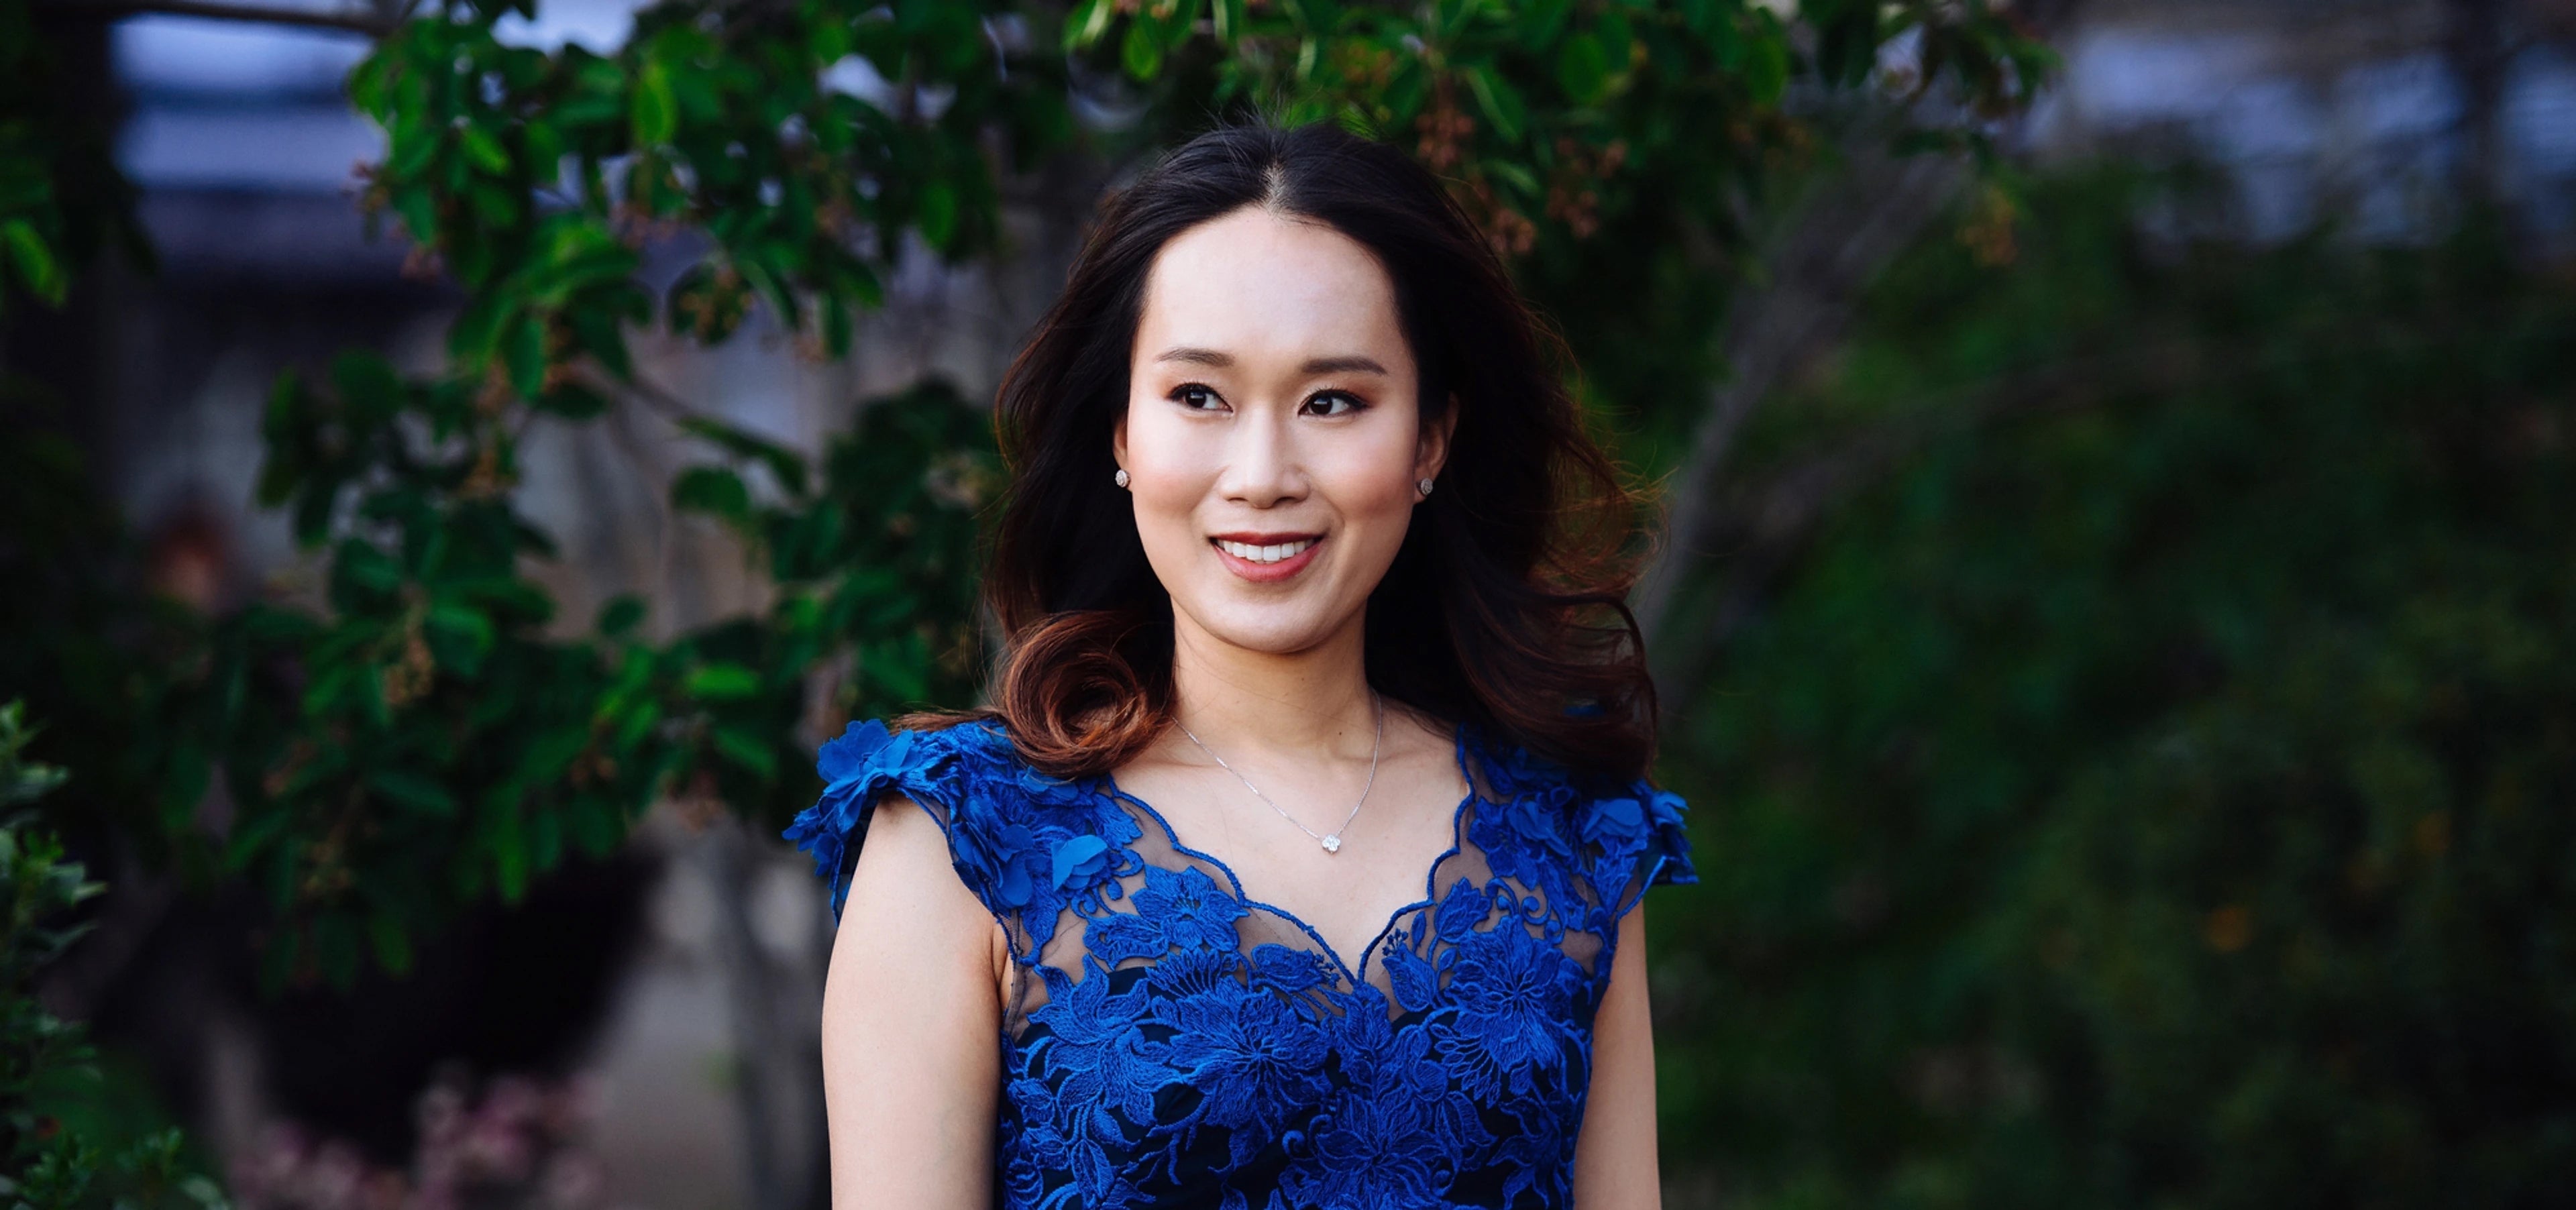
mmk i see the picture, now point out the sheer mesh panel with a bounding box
[994,732,1623,1044]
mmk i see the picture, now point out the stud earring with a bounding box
[1416,477,1435,497]
[1114,468,1130,489]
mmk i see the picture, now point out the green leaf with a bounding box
[425,603,497,672]
[1521,0,1573,50]
[1214,0,1247,42]
[346,49,388,115]
[535,381,610,419]
[451,295,511,363]
[1556,33,1611,105]
[1122,19,1165,80]
[223,806,295,871]
[1485,158,1540,199]
[820,293,853,360]
[503,313,549,399]
[492,804,529,902]
[459,124,512,175]
[676,416,809,496]
[1,219,65,306]
[683,662,762,700]
[918,180,959,253]
[365,769,458,816]
[634,60,680,145]
[596,593,647,637]
[1065,0,1115,50]
[331,351,405,422]
[1816,0,1881,87]
[570,305,635,378]
[672,465,752,524]
[570,796,625,857]
[1164,0,1203,50]
[1464,64,1527,142]
[1436,0,1478,40]
[517,728,588,785]
[336,539,403,592]
[1752,28,1792,105]
[1746,30,1790,105]
[712,725,777,779]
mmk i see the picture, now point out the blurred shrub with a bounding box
[1652,170,2576,1208]
[0,701,225,1210]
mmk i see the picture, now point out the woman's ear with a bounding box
[1113,412,1129,474]
[1415,392,1460,484]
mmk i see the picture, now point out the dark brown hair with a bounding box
[915,119,1657,780]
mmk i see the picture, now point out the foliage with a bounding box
[0,0,2047,991]
[0,0,148,316]
[1652,170,2576,1207]
[1067,0,2055,453]
[0,702,227,1210]
[212,367,998,989]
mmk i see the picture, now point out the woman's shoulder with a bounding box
[812,713,1012,792]
[785,712,1114,921]
[1458,720,1697,898]
[804,711,1120,825]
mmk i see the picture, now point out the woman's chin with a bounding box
[1178,604,1358,659]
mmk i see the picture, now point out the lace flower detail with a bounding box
[1432,926,1583,1099]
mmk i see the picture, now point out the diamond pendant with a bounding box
[1320,834,1342,854]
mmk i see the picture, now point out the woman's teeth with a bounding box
[1215,538,1316,564]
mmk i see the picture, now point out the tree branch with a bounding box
[1648,344,2196,701]
[1631,126,1968,660]
[38,0,397,38]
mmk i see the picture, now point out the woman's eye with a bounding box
[1172,383,1224,410]
[1303,391,1363,417]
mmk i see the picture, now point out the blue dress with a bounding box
[784,715,1697,1209]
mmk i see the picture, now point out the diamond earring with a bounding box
[1416,476,1435,497]
[1114,468,1130,489]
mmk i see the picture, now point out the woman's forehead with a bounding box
[1134,209,1411,374]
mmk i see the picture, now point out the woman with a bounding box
[786,119,1695,1209]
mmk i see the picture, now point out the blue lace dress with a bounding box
[784,715,1696,1210]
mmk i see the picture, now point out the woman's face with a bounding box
[1115,205,1451,658]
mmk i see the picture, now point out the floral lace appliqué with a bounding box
[785,716,1696,1209]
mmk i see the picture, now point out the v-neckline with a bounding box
[1101,719,1483,989]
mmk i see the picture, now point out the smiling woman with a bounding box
[1115,203,1446,656]
[787,120,1695,1210]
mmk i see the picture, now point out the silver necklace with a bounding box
[1177,692,1383,855]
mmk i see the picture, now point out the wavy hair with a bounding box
[910,119,1657,781]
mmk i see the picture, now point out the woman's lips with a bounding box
[1210,533,1323,583]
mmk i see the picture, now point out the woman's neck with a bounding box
[1166,607,1379,763]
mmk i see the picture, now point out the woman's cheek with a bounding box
[1130,473,1209,564]
[1330,451,1419,523]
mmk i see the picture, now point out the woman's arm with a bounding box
[1572,902,1664,1209]
[818,791,1008,1209]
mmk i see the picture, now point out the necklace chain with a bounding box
[1177,691,1383,855]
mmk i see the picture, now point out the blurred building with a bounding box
[2029,0,2576,243]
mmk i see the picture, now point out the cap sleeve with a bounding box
[782,718,1016,924]
[1578,778,1698,924]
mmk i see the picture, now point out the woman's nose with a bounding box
[1218,406,1305,506]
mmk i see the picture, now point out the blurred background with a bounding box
[1,1,2571,1208]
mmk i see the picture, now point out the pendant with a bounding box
[1320,834,1342,854]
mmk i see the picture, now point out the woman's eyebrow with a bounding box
[1301,355,1390,376]
[1150,347,1389,376]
